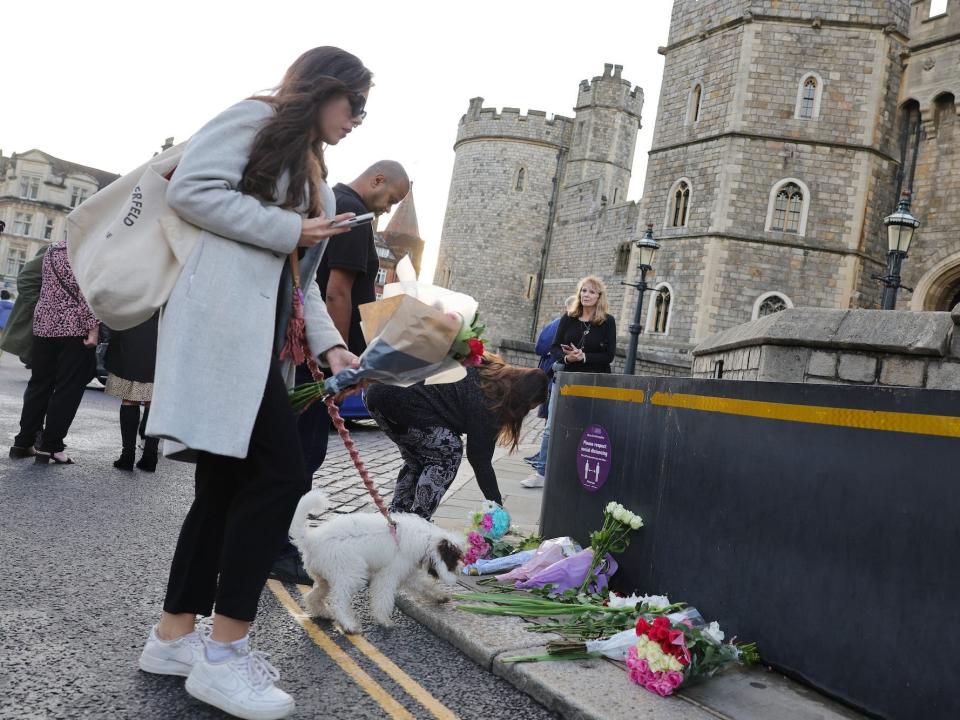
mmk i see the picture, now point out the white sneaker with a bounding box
[520,473,545,488]
[185,650,295,720]
[138,623,210,677]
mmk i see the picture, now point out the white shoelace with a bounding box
[236,651,280,691]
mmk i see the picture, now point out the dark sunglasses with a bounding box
[347,92,367,120]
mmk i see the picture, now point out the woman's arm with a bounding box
[465,432,502,506]
[166,100,303,255]
[583,315,617,365]
[550,315,572,361]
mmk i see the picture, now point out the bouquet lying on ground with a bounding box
[290,256,487,411]
[463,501,512,565]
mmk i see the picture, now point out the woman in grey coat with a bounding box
[137,47,371,720]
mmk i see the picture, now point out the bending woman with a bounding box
[138,47,370,720]
[365,354,548,519]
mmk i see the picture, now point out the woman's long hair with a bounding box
[476,354,548,451]
[568,275,611,325]
[241,47,373,216]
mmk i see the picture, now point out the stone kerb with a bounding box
[692,307,960,389]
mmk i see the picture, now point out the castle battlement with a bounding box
[575,64,643,118]
[454,97,573,149]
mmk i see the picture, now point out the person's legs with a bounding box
[13,336,59,450]
[137,401,160,472]
[368,407,422,514]
[115,401,140,470]
[406,427,463,520]
[212,359,306,624]
[37,337,94,455]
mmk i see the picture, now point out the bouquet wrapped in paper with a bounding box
[290,256,486,410]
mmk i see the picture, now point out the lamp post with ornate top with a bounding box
[877,192,920,310]
[622,225,660,375]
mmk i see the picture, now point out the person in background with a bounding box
[105,312,160,472]
[0,289,14,329]
[365,354,548,519]
[521,295,578,488]
[270,160,410,586]
[137,47,369,720]
[0,247,49,367]
[9,241,98,464]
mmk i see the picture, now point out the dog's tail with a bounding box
[289,488,330,549]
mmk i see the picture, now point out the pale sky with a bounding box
[3,1,673,281]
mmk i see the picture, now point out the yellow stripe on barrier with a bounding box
[267,580,417,720]
[649,391,960,438]
[559,384,646,404]
[295,585,460,720]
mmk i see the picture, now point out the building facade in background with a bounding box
[436,0,959,372]
[0,150,118,290]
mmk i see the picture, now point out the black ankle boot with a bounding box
[136,437,159,472]
[114,449,135,471]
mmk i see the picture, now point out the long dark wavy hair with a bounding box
[476,354,549,451]
[241,47,373,216]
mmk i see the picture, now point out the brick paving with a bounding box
[312,415,546,519]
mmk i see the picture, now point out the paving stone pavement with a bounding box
[313,415,547,525]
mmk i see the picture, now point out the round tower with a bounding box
[436,98,573,349]
[565,63,644,205]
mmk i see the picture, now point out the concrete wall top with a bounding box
[693,306,955,356]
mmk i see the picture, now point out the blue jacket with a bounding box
[0,299,14,330]
[534,316,563,419]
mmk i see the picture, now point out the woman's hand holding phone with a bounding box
[298,212,356,248]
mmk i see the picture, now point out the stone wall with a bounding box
[498,338,691,377]
[691,306,960,389]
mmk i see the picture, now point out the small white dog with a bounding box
[289,488,465,634]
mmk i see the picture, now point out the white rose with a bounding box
[613,507,628,523]
[641,594,671,609]
[605,502,617,514]
[630,516,644,530]
[704,621,725,645]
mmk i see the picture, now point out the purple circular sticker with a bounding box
[577,424,612,492]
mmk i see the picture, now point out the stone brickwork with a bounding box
[901,0,960,312]
[498,338,691,377]
[436,0,956,378]
[692,306,960,389]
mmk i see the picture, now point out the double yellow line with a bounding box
[267,580,459,720]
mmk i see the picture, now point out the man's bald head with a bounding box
[350,160,410,215]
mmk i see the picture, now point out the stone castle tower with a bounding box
[436,65,642,348]
[624,0,912,366]
[436,0,958,372]
[900,0,960,311]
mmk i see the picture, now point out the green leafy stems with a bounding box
[289,381,327,414]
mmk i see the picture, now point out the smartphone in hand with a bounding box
[331,212,375,228]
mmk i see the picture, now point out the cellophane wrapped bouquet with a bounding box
[290,256,486,411]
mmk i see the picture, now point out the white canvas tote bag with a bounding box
[66,142,202,330]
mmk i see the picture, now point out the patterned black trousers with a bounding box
[369,407,463,520]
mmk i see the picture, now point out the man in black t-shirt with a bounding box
[317,160,410,354]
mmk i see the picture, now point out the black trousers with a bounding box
[277,363,331,559]
[163,359,305,622]
[14,335,94,453]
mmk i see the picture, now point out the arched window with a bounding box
[688,83,703,124]
[794,73,823,120]
[515,167,525,192]
[668,180,690,227]
[646,282,674,335]
[765,179,810,236]
[752,291,794,320]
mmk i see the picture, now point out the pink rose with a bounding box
[481,515,493,531]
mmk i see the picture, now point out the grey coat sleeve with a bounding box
[166,99,302,255]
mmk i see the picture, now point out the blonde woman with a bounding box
[550,275,617,373]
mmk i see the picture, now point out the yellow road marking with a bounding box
[267,580,416,720]
[650,391,960,438]
[296,584,460,720]
[560,384,646,404]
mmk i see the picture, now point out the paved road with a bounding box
[0,360,555,720]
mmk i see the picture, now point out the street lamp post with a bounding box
[878,192,920,310]
[622,225,660,375]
